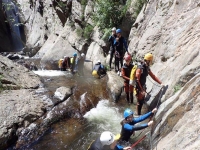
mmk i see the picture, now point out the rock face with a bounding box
[54,86,72,102]
[152,73,200,150]
[0,55,41,89]
[127,0,200,149]
[0,2,12,52]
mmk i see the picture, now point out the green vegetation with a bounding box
[134,0,147,17]
[174,83,182,93]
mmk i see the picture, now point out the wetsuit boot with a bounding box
[137,99,144,115]
[130,92,133,104]
[126,93,130,104]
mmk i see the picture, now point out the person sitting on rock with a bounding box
[119,108,157,142]
[88,131,131,150]
[92,60,106,78]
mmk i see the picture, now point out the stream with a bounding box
[15,70,149,150]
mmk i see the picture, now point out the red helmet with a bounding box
[124,55,131,61]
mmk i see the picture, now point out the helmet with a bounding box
[73,53,77,57]
[124,108,134,118]
[112,27,116,31]
[97,60,101,63]
[81,53,85,57]
[124,55,131,61]
[100,131,115,146]
[116,29,121,34]
[144,53,153,61]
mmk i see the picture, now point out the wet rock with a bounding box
[107,71,124,102]
[54,86,72,102]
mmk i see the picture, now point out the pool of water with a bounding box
[17,70,150,150]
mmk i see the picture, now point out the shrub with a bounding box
[134,0,147,17]
[174,84,182,93]
[83,24,93,39]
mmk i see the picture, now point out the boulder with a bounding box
[0,89,45,149]
[54,86,72,102]
[0,55,41,89]
[107,71,124,102]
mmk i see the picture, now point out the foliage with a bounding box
[83,24,93,39]
[134,0,147,17]
[92,0,130,30]
[174,84,182,93]
[101,28,110,41]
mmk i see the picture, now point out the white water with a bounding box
[33,70,72,77]
[84,100,123,135]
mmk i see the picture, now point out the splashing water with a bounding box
[84,100,123,135]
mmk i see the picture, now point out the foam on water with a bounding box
[84,100,123,134]
[33,70,72,77]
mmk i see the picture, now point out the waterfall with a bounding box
[2,0,24,51]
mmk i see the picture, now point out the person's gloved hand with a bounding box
[148,120,153,126]
[123,147,131,150]
[152,108,157,113]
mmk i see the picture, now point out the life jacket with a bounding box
[92,64,101,78]
[122,63,134,83]
[129,65,138,86]
[137,63,150,87]
[115,36,125,53]
[58,59,64,68]
[70,57,75,64]
[108,35,117,51]
[120,121,135,142]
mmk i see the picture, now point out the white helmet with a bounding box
[81,53,85,57]
[100,131,115,146]
[112,27,116,31]
[97,60,101,63]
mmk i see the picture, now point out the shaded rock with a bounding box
[0,55,41,89]
[54,86,72,102]
[107,71,124,102]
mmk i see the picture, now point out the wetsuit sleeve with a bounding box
[124,123,148,131]
[133,123,148,131]
[135,68,144,91]
[133,111,152,123]
[123,38,128,52]
[149,70,162,84]
[115,144,124,150]
[121,68,130,81]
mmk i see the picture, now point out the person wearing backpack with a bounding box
[108,27,117,71]
[121,54,134,104]
[135,53,163,115]
[114,29,129,74]
[92,60,106,78]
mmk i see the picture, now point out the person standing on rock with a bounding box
[135,53,163,115]
[88,131,131,150]
[108,27,117,71]
[121,54,134,104]
[119,108,157,142]
[76,53,85,76]
[114,29,129,75]
[70,52,77,74]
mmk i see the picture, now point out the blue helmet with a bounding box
[73,52,77,57]
[124,108,134,118]
[116,29,121,34]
